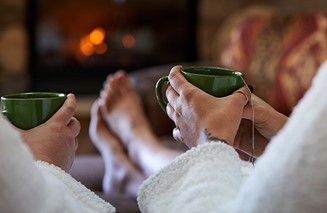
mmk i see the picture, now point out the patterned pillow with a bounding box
[220,9,327,116]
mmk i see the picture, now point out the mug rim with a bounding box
[1,92,66,101]
[182,66,243,76]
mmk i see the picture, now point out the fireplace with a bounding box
[27,0,198,94]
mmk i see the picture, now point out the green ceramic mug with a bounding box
[1,92,67,130]
[155,66,245,112]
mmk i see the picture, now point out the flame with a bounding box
[80,35,95,56]
[79,27,107,57]
[95,42,108,55]
[89,28,105,45]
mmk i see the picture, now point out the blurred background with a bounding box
[0,0,326,152]
[27,0,197,94]
[1,0,326,96]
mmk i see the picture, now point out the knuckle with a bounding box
[179,88,197,108]
[66,104,76,114]
[169,68,179,79]
[180,86,195,100]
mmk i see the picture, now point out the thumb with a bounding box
[49,93,77,126]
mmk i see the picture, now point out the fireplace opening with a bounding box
[27,0,198,94]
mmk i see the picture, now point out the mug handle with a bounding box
[155,76,169,113]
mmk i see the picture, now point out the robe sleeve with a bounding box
[233,60,327,212]
[0,115,115,213]
[137,142,253,213]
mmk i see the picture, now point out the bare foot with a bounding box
[98,71,180,177]
[99,71,152,146]
[89,101,145,197]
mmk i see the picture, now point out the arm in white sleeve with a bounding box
[137,142,253,213]
[137,61,327,213]
[0,115,115,213]
[233,60,327,212]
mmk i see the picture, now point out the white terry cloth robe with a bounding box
[137,60,327,213]
[0,115,115,213]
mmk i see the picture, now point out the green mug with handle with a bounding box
[1,92,67,130]
[155,66,245,113]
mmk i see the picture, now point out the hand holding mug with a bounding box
[1,92,80,172]
[19,93,80,172]
[156,66,246,113]
[162,65,251,148]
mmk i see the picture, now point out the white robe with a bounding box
[0,115,115,213]
[137,61,327,213]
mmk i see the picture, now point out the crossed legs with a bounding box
[89,71,180,197]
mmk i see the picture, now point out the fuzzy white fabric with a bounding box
[138,61,327,213]
[0,115,115,213]
[138,142,252,213]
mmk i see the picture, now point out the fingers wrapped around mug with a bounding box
[164,65,253,148]
[232,85,252,106]
[50,93,77,126]
[172,127,184,143]
[165,86,179,121]
[67,116,81,150]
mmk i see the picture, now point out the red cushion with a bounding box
[221,11,327,115]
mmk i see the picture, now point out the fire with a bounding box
[80,27,107,56]
[89,28,105,45]
[79,27,137,58]
[80,35,95,56]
